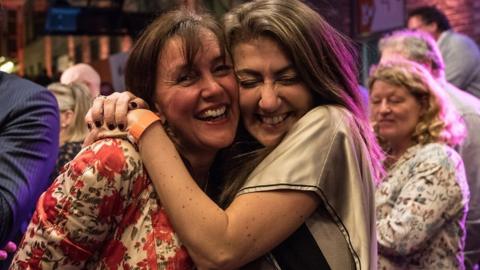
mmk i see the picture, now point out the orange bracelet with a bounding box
[127,109,161,143]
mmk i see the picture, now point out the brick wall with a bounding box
[306,0,480,83]
[310,0,480,46]
[308,0,354,37]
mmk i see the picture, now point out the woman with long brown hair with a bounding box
[90,1,383,269]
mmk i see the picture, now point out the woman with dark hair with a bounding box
[90,0,383,269]
[10,8,238,269]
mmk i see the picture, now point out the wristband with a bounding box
[127,109,161,143]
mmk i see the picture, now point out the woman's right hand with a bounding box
[85,91,149,131]
[84,91,149,146]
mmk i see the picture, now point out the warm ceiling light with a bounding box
[0,61,15,73]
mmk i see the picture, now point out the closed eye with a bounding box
[370,99,381,105]
[389,98,403,104]
[238,79,261,88]
[176,70,199,86]
[277,76,300,85]
[213,64,232,76]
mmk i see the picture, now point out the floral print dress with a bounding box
[10,138,194,270]
[49,141,83,184]
[376,143,469,269]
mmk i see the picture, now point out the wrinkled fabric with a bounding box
[10,138,193,270]
[238,106,377,270]
[443,81,480,269]
[376,143,469,269]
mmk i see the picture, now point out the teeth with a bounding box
[261,114,287,125]
[199,106,226,118]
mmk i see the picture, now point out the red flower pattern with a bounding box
[70,149,96,177]
[167,247,194,270]
[59,238,91,262]
[26,245,46,269]
[116,201,142,236]
[10,138,194,270]
[132,174,149,198]
[42,183,60,221]
[152,208,175,243]
[98,190,124,221]
[96,141,126,180]
[103,239,127,270]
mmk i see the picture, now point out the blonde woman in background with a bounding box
[369,59,469,269]
[47,82,92,180]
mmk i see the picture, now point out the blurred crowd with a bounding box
[1,2,480,270]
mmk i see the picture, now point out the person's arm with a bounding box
[459,113,480,246]
[459,113,480,204]
[442,34,480,90]
[138,121,319,269]
[10,138,140,269]
[377,154,466,256]
[0,89,59,246]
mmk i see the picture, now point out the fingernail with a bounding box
[5,242,16,252]
[108,123,115,130]
[118,124,125,131]
[129,101,138,109]
[95,121,102,128]
[87,123,92,130]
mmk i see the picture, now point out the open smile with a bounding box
[257,113,289,126]
[196,105,229,122]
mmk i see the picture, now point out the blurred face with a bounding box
[370,80,423,148]
[154,29,239,155]
[380,49,435,76]
[407,16,439,40]
[59,109,74,144]
[233,37,314,147]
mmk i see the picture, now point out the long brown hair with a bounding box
[219,0,384,206]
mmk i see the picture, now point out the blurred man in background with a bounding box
[60,63,101,97]
[408,6,480,99]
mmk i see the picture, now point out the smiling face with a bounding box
[370,80,423,149]
[233,37,314,146]
[154,29,239,155]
